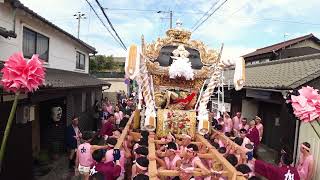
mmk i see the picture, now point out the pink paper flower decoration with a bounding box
[1,52,46,93]
[291,86,320,122]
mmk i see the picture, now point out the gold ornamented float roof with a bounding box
[143,26,221,80]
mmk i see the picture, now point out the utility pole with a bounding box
[74,12,86,39]
[280,33,289,59]
[169,11,172,28]
[157,10,173,29]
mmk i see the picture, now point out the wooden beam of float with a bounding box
[155,135,243,179]
[158,168,204,177]
[114,113,134,149]
[211,128,249,163]
[148,136,158,180]
[153,140,202,146]
[196,134,246,180]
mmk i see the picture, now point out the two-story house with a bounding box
[0,0,110,179]
[243,33,320,65]
[218,35,320,179]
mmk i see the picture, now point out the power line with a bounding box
[251,17,320,26]
[104,7,157,12]
[84,0,126,51]
[191,0,220,30]
[225,1,249,18]
[104,7,204,14]
[86,5,92,42]
[192,0,228,32]
[216,16,320,26]
[95,0,127,50]
[209,1,320,27]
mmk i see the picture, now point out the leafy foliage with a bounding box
[91,55,127,72]
[90,55,115,72]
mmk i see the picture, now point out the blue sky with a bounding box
[21,0,320,60]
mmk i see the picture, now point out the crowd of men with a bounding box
[65,93,137,180]
[63,95,315,180]
[206,111,315,180]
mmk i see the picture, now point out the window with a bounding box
[260,59,270,63]
[23,27,49,61]
[76,51,85,70]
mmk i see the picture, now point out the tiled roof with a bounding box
[12,0,97,53]
[43,68,110,88]
[243,34,320,58]
[0,64,109,89]
[223,53,320,90]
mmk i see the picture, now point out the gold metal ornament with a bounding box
[144,28,220,68]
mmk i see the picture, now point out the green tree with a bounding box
[89,55,115,72]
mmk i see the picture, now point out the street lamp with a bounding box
[74,12,86,39]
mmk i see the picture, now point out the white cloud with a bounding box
[221,46,255,61]
[20,0,320,58]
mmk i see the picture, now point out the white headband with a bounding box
[301,144,310,151]
[108,144,115,148]
[186,148,194,152]
[136,162,148,171]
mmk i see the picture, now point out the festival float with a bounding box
[119,22,247,179]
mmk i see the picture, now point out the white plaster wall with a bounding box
[0,4,91,74]
[101,78,127,93]
[0,3,21,61]
[297,121,320,180]
[241,99,258,120]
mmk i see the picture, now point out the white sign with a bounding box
[29,105,35,121]
[211,100,231,112]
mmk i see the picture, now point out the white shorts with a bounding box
[78,164,90,174]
